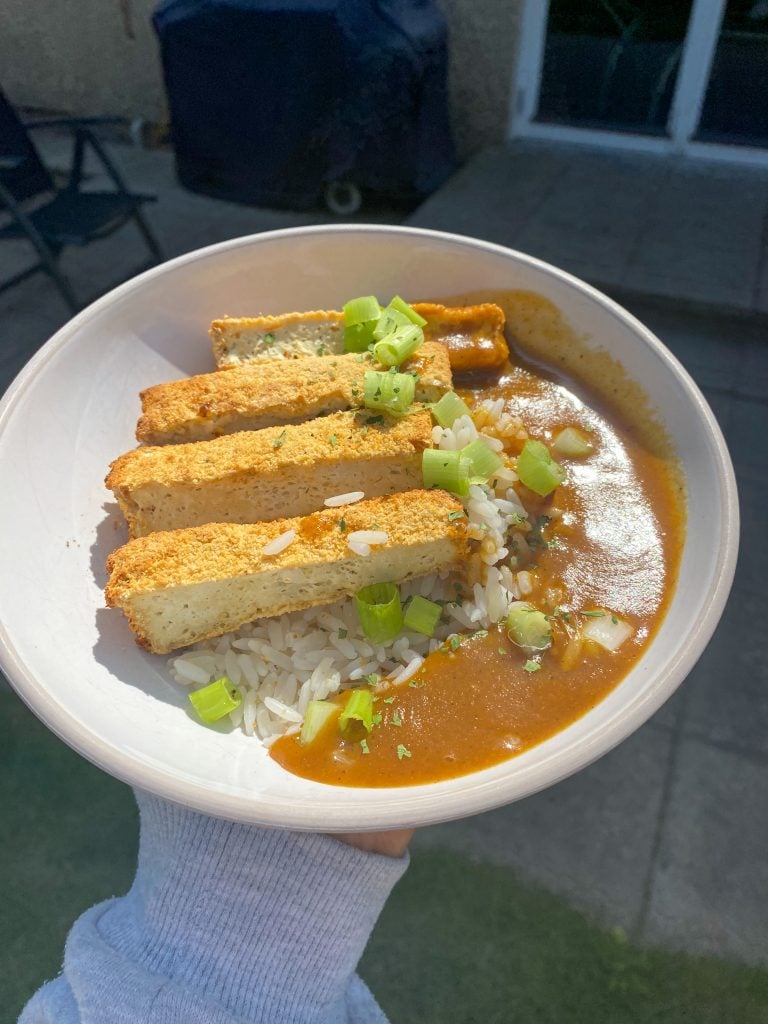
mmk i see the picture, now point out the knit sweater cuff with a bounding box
[90,791,407,1022]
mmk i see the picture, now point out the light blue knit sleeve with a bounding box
[20,790,408,1024]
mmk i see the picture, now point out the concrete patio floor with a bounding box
[2,135,767,1016]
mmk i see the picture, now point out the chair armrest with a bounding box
[23,116,125,131]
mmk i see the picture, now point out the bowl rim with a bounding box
[0,223,740,829]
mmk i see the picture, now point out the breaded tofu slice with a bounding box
[136,341,451,445]
[210,302,509,372]
[108,409,433,538]
[105,489,468,654]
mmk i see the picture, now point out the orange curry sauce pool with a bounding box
[270,292,686,787]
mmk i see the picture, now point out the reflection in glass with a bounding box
[536,1,694,135]
[697,0,768,146]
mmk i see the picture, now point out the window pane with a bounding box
[697,0,768,146]
[536,1,694,134]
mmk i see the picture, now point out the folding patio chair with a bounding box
[0,87,163,312]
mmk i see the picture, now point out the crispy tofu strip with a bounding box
[108,410,433,537]
[210,302,509,372]
[136,342,451,445]
[105,490,468,654]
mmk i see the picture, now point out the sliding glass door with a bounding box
[512,0,768,164]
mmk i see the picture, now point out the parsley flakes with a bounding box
[397,744,412,760]
[272,429,287,449]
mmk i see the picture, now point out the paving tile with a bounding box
[735,334,768,403]
[727,398,768,472]
[623,171,768,310]
[642,736,768,964]
[413,721,673,932]
[729,463,768,597]
[682,584,768,758]
[619,297,745,393]
[408,144,568,245]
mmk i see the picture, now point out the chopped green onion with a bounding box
[523,659,541,673]
[344,295,381,324]
[354,582,403,644]
[383,696,396,704]
[392,711,403,727]
[516,440,566,496]
[363,370,416,417]
[339,688,375,740]
[389,295,427,327]
[188,677,241,723]
[582,610,606,618]
[462,438,504,483]
[300,700,340,745]
[449,634,462,652]
[373,306,410,342]
[397,744,412,760]
[432,391,471,427]
[448,509,466,521]
[373,323,424,366]
[422,448,471,497]
[343,295,381,353]
[552,426,594,458]
[360,739,370,754]
[403,595,442,637]
[506,602,552,651]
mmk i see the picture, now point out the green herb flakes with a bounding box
[523,660,541,673]
[264,332,276,345]
[408,680,426,689]
[582,610,606,619]
[372,713,383,726]
[364,672,380,686]
[338,517,346,532]
[448,509,466,521]
[392,711,402,727]
[397,744,412,760]
[272,429,287,449]
[449,634,461,652]
[329,434,337,447]
[383,696,396,704]
[360,739,370,755]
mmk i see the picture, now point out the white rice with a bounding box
[171,398,537,742]
[262,529,296,556]
[324,491,365,507]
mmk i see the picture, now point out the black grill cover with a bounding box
[153,0,456,209]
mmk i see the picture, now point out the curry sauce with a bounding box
[270,293,685,787]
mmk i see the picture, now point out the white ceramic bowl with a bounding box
[0,225,738,831]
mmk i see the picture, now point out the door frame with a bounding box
[509,0,768,168]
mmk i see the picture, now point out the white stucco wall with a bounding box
[0,0,523,158]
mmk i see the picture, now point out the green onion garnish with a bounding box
[506,602,552,652]
[552,426,593,458]
[516,440,566,496]
[360,739,370,754]
[188,677,241,723]
[432,391,471,427]
[523,659,541,673]
[397,744,412,760]
[363,370,416,417]
[339,688,375,740]
[403,595,442,637]
[373,306,410,342]
[462,438,504,483]
[389,295,427,327]
[422,448,471,497]
[299,700,340,745]
[354,582,403,644]
[373,323,424,366]
[343,295,381,353]
[392,711,403,727]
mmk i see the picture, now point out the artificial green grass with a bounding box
[1,693,137,1019]
[4,690,768,1023]
[361,854,768,1024]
